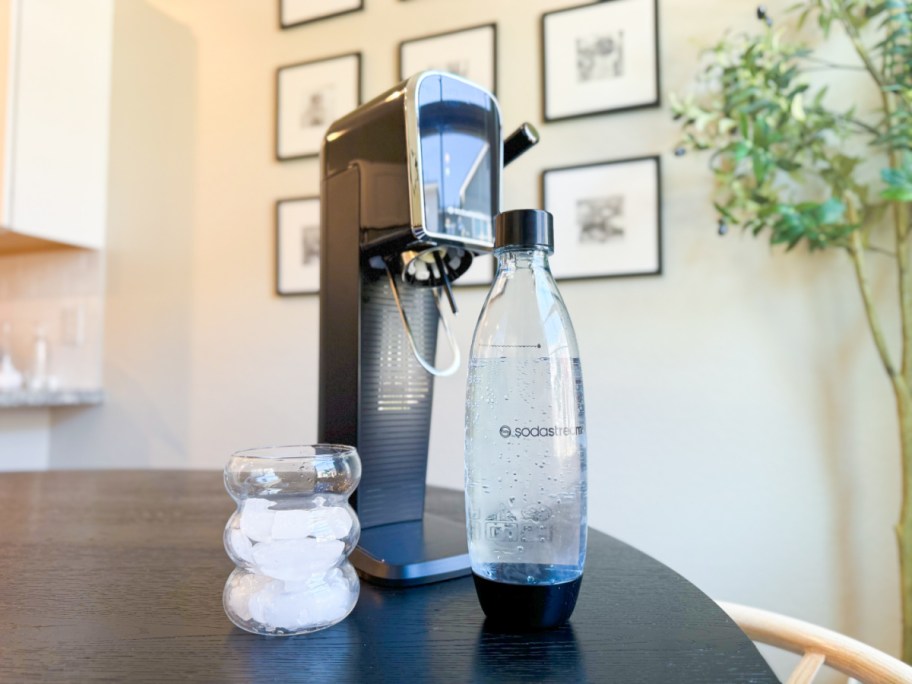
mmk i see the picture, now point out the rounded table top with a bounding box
[0,470,776,683]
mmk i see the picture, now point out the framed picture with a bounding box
[276,53,361,160]
[399,24,497,94]
[276,197,321,295]
[542,0,659,122]
[279,0,363,29]
[542,156,662,280]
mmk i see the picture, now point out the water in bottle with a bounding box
[465,209,587,629]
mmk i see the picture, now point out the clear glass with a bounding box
[222,444,361,636]
[465,247,588,585]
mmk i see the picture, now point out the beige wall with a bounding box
[39,0,901,669]
[48,0,195,467]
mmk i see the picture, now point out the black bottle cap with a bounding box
[494,209,554,254]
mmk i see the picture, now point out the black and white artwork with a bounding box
[578,195,625,243]
[276,197,321,295]
[576,32,625,82]
[400,24,497,94]
[280,0,363,29]
[542,157,661,280]
[276,53,360,160]
[542,0,658,121]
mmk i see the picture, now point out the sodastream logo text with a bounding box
[499,424,584,439]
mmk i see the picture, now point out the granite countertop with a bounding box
[0,389,104,408]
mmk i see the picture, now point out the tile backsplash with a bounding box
[0,249,104,390]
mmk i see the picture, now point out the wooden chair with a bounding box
[717,601,912,683]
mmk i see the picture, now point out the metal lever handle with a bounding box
[504,123,540,166]
[385,264,461,378]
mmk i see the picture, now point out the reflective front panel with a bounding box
[415,73,501,248]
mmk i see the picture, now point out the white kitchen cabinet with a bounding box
[0,0,114,253]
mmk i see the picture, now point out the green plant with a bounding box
[672,0,912,661]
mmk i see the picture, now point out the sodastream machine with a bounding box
[318,72,537,585]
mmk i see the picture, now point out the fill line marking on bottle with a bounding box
[480,343,542,349]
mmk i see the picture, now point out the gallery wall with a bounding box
[39,0,900,668]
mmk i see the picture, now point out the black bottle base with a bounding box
[472,573,582,630]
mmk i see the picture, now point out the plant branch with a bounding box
[798,54,867,71]
[898,199,912,380]
[800,65,868,72]
[832,2,912,380]
[839,115,884,139]
[893,378,912,664]
[831,0,887,89]
[848,230,898,379]
[866,244,899,258]
[876,113,910,380]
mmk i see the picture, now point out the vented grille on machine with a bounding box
[357,276,438,528]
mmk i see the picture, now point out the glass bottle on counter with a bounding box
[0,322,23,392]
[464,209,588,629]
[27,325,49,392]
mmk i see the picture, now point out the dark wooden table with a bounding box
[0,471,777,683]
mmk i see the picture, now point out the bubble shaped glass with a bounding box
[222,444,361,636]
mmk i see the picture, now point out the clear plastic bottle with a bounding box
[465,209,587,629]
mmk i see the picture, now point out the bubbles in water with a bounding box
[465,356,587,585]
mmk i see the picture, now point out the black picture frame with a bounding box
[398,23,497,95]
[276,196,321,296]
[279,0,363,29]
[541,0,660,123]
[541,155,662,281]
[275,52,362,161]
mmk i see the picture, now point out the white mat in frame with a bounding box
[543,156,661,280]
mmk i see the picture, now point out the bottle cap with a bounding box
[494,209,554,254]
